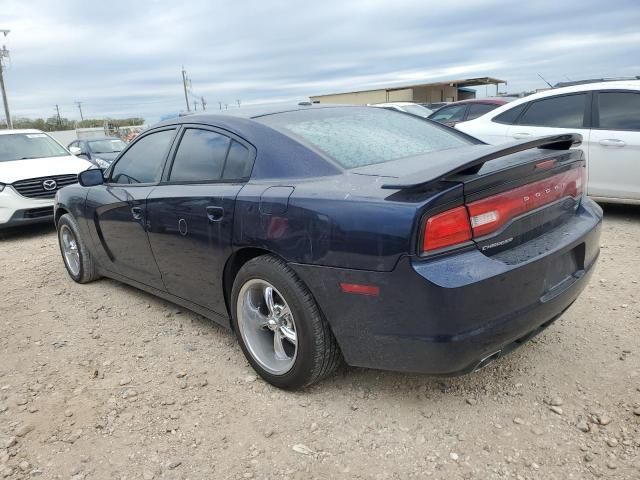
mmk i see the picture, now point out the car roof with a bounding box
[154,103,354,127]
[441,98,510,106]
[370,102,419,107]
[471,80,640,121]
[0,129,46,135]
[510,80,640,104]
[84,136,124,141]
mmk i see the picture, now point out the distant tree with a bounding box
[6,116,145,131]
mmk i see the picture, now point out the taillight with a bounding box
[422,205,472,252]
[420,167,585,254]
[467,167,584,237]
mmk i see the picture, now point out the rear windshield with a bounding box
[0,133,68,162]
[258,107,471,168]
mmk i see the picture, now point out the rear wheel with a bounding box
[57,213,101,283]
[231,255,341,389]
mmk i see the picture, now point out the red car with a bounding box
[428,98,514,127]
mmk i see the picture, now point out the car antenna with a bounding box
[537,73,553,88]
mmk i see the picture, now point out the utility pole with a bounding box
[201,96,206,111]
[181,66,190,112]
[0,29,12,128]
[55,104,61,128]
[75,101,84,121]
[218,101,222,111]
[193,100,197,112]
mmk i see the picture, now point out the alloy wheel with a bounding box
[236,279,298,375]
[60,224,81,277]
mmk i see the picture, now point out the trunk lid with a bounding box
[370,134,586,258]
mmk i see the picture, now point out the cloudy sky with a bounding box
[2,0,640,123]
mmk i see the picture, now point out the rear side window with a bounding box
[467,103,498,120]
[223,141,253,179]
[110,129,175,184]
[259,107,471,169]
[430,105,466,122]
[169,129,230,182]
[597,92,640,130]
[518,94,587,128]
[493,103,526,124]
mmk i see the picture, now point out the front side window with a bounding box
[169,129,230,182]
[0,133,68,162]
[597,92,640,130]
[517,94,587,128]
[110,129,175,184]
[259,107,471,169]
[430,105,466,122]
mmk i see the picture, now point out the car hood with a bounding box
[0,155,92,184]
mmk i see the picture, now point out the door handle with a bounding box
[206,206,224,222]
[599,139,626,147]
[512,132,531,139]
[131,206,143,220]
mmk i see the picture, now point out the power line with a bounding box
[0,29,12,128]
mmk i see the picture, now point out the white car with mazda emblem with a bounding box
[0,129,92,229]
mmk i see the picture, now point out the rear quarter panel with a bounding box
[233,176,456,271]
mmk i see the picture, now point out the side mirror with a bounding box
[78,168,105,187]
[69,146,82,155]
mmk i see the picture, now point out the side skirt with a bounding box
[97,268,232,330]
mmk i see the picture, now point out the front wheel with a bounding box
[57,213,101,284]
[231,255,341,389]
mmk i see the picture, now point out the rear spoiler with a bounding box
[381,134,582,190]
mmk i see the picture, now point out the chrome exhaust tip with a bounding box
[474,350,501,371]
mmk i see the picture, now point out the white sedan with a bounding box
[369,102,433,118]
[456,81,640,205]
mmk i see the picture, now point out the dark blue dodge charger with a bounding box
[54,104,602,389]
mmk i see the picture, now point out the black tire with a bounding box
[231,255,341,389]
[57,213,101,284]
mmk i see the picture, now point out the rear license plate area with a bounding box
[543,243,585,293]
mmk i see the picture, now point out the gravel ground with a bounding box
[1,204,639,480]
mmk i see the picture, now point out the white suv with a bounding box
[456,81,640,204]
[0,129,92,228]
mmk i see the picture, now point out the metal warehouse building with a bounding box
[309,77,506,105]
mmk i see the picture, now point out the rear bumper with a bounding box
[0,187,55,228]
[291,198,602,375]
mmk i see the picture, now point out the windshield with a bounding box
[401,104,433,117]
[88,139,127,154]
[259,107,471,169]
[0,133,68,162]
